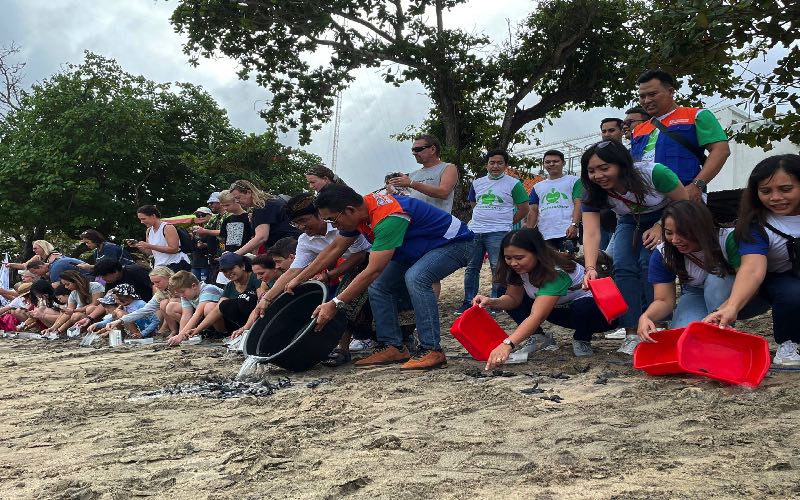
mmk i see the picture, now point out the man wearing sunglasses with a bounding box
[286,184,474,370]
[386,134,458,214]
[622,106,650,141]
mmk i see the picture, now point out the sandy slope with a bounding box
[0,270,798,499]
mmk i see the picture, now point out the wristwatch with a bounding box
[332,297,347,309]
[570,222,579,227]
[691,178,707,190]
[502,338,516,349]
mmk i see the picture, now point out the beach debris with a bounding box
[540,394,563,403]
[133,377,291,400]
[306,377,332,389]
[523,371,570,380]
[520,383,544,395]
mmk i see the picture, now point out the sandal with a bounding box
[321,348,351,368]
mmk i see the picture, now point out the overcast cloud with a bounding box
[1,0,738,193]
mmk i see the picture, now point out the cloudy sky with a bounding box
[1,0,736,193]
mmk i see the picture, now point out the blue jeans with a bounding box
[463,231,505,304]
[702,274,771,328]
[612,211,663,328]
[192,267,209,283]
[758,271,800,344]
[369,238,474,350]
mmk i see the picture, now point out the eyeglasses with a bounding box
[411,144,432,154]
[623,119,646,128]
[321,211,344,224]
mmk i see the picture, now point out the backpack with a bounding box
[174,225,194,254]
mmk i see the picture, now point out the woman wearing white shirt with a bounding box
[131,205,190,272]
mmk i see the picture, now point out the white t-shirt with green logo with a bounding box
[468,175,529,234]
[530,175,583,240]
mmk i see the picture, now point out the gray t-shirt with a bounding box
[408,161,455,214]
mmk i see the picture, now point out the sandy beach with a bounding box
[1,270,798,499]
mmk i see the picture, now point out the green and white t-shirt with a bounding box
[529,175,584,240]
[582,163,680,216]
[468,174,529,234]
[518,265,591,305]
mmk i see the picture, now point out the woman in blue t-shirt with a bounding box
[638,201,745,340]
[579,140,687,355]
[476,228,614,367]
[706,154,800,366]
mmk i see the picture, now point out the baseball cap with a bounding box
[207,192,220,203]
[98,292,117,305]
[218,252,245,270]
[195,207,213,216]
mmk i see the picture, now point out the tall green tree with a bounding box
[0,51,317,257]
[652,0,800,149]
[170,0,740,176]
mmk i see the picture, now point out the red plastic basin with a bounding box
[632,328,686,375]
[677,321,771,387]
[450,305,508,361]
[587,277,628,322]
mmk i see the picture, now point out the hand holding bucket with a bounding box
[587,277,628,323]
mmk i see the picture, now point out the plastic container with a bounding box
[108,330,123,347]
[243,281,346,372]
[587,277,628,323]
[632,328,685,375]
[449,305,508,361]
[677,321,770,387]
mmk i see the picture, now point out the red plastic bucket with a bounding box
[632,328,685,375]
[676,321,771,387]
[587,277,628,322]
[450,305,508,361]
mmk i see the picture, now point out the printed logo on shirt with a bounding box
[374,193,394,206]
[544,188,568,204]
[477,189,504,206]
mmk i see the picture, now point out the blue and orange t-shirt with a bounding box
[340,193,473,264]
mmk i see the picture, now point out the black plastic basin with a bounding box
[243,280,346,372]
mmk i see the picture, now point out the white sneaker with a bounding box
[617,335,640,355]
[773,341,800,366]
[349,338,376,352]
[605,327,627,340]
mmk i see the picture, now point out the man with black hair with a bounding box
[527,150,583,251]
[93,259,153,302]
[286,183,474,370]
[623,106,650,141]
[600,118,624,142]
[632,69,730,202]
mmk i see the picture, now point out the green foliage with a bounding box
[0,51,317,256]
[649,0,800,148]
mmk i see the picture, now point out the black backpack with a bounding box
[174,225,194,254]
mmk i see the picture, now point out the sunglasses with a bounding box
[623,119,646,128]
[411,144,432,154]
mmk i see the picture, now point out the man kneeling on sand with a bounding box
[285,184,474,370]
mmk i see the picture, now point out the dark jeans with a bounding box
[760,271,800,344]
[507,293,614,341]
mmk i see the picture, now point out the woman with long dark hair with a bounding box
[637,201,753,341]
[705,154,800,366]
[43,270,105,335]
[28,279,63,328]
[476,228,614,367]
[79,229,134,269]
[132,205,191,271]
[580,140,687,354]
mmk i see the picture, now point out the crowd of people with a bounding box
[2,69,800,371]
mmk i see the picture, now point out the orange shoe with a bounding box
[400,349,447,371]
[353,345,411,367]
